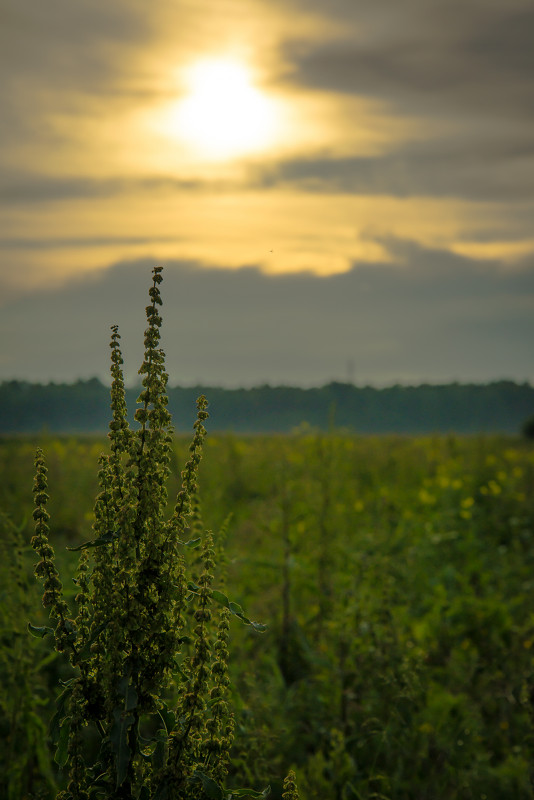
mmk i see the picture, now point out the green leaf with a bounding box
[158,703,177,734]
[59,677,77,687]
[184,537,201,548]
[125,682,138,712]
[110,706,135,787]
[54,716,71,767]
[193,771,224,800]
[28,622,54,638]
[228,787,271,798]
[211,590,267,632]
[50,684,73,742]
[88,772,113,796]
[152,728,168,771]
[250,621,268,632]
[66,532,117,551]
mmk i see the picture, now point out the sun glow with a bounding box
[164,58,280,160]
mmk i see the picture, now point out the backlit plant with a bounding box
[30,267,268,800]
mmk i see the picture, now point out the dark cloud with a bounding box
[0,236,183,250]
[283,1,534,119]
[0,175,132,205]
[270,0,534,207]
[0,173,235,205]
[253,135,534,201]
[1,242,532,387]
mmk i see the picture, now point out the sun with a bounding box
[165,58,279,160]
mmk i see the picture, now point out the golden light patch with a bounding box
[161,58,281,160]
[4,191,531,297]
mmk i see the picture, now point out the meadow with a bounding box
[1,429,533,799]
[1,268,533,800]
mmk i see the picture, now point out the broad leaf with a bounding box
[110,706,135,787]
[50,684,74,742]
[193,771,224,800]
[125,682,138,712]
[184,537,201,548]
[211,590,267,632]
[28,622,54,639]
[158,703,176,735]
[54,716,71,767]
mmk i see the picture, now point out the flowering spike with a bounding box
[204,606,234,783]
[31,449,76,658]
[282,770,300,800]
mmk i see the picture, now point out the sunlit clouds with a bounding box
[1,0,533,384]
[159,58,281,160]
[2,190,522,294]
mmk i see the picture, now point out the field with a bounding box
[1,430,534,799]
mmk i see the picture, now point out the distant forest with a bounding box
[1,378,533,435]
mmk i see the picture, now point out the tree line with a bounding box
[1,378,533,434]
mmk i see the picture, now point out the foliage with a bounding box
[0,286,533,798]
[2,379,534,435]
[205,433,534,799]
[27,267,265,800]
[0,512,58,799]
[522,413,534,440]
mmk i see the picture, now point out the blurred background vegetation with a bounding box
[1,378,533,435]
[1,431,534,798]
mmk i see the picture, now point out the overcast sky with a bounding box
[1,0,533,386]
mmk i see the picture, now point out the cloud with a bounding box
[0,235,184,251]
[283,0,534,119]
[253,135,534,201]
[0,0,151,152]
[1,0,533,307]
[1,242,532,387]
[0,0,150,91]
[0,173,218,205]
[268,0,534,216]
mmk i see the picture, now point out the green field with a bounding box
[1,430,534,799]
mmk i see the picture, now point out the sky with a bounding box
[1,0,533,387]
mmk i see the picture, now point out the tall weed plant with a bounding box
[29,267,270,800]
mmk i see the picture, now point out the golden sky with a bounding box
[1,0,533,385]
